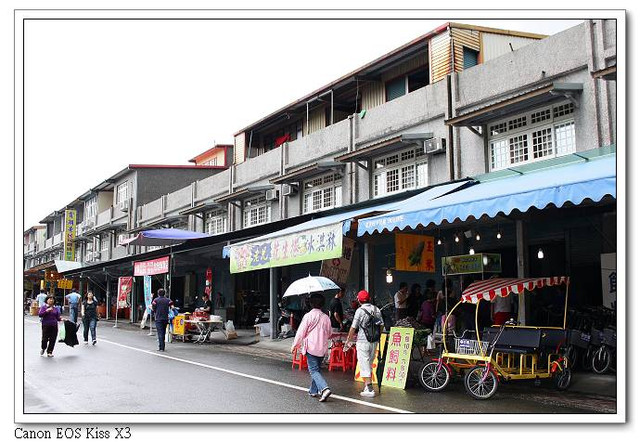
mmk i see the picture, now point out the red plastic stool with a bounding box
[292,348,308,370]
[345,346,357,371]
[328,342,347,372]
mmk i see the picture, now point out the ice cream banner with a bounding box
[381,327,414,389]
[117,276,133,309]
[229,223,343,273]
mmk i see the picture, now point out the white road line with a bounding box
[100,338,413,414]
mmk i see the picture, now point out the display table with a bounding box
[184,319,223,344]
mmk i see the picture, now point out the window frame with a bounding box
[205,209,228,235]
[242,195,271,228]
[301,173,342,214]
[116,182,128,205]
[372,146,428,198]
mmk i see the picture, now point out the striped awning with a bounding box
[461,277,569,304]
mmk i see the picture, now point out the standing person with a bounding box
[151,289,173,351]
[36,289,48,308]
[328,288,344,332]
[407,283,422,319]
[65,288,82,323]
[345,290,383,398]
[82,291,99,345]
[417,291,436,329]
[291,293,333,402]
[38,295,61,357]
[492,293,513,326]
[394,282,409,322]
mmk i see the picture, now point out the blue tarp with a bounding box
[122,228,209,246]
[222,180,469,258]
[358,155,616,236]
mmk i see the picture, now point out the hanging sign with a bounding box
[601,253,616,310]
[354,334,388,384]
[395,233,435,272]
[381,327,414,389]
[57,279,73,290]
[134,256,170,276]
[117,276,133,309]
[63,209,77,261]
[205,268,213,296]
[320,237,355,285]
[442,253,502,275]
[229,223,343,274]
[143,275,153,312]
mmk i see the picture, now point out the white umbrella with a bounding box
[283,275,340,298]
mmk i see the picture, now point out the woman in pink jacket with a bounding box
[291,293,333,402]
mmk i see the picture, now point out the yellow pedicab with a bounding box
[418,276,572,400]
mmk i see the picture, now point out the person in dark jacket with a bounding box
[82,291,99,345]
[38,295,61,357]
[152,288,174,351]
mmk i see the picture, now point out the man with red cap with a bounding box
[344,289,383,398]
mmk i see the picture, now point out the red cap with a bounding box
[357,290,370,303]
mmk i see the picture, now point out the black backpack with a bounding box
[361,306,382,343]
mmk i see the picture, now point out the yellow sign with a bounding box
[64,209,77,261]
[354,334,388,384]
[381,327,415,389]
[395,233,435,272]
[57,279,73,290]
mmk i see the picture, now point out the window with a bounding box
[302,173,342,214]
[100,234,109,252]
[117,233,130,247]
[116,182,128,204]
[243,195,271,228]
[205,209,227,235]
[488,101,577,171]
[408,70,429,93]
[204,158,218,166]
[462,47,479,69]
[373,146,430,197]
[385,77,406,102]
[85,242,94,261]
[84,197,97,219]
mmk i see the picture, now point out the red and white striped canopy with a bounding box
[461,277,569,304]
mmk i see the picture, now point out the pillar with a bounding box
[363,242,375,301]
[516,220,529,325]
[269,267,278,339]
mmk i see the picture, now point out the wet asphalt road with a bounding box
[22,318,616,415]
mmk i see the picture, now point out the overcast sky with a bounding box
[23,17,584,230]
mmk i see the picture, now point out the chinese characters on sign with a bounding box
[229,223,343,274]
[395,233,435,272]
[320,237,355,285]
[381,327,414,389]
[63,209,77,261]
[56,279,73,290]
[117,276,133,309]
[134,256,170,276]
[441,253,502,275]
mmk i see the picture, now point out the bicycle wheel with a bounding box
[565,345,578,369]
[553,366,572,391]
[418,361,450,392]
[464,366,498,400]
[591,346,611,374]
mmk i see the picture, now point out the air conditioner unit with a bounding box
[118,200,129,212]
[282,184,298,197]
[265,189,279,201]
[424,138,446,155]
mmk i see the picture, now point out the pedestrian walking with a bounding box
[291,293,333,402]
[38,295,61,357]
[82,291,99,345]
[36,289,48,308]
[345,290,383,398]
[151,289,173,351]
[65,288,82,323]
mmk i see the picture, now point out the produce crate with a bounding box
[455,338,488,356]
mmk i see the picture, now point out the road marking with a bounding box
[101,338,413,414]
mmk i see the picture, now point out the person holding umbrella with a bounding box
[291,292,333,402]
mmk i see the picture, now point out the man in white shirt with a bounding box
[65,289,82,323]
[394,282,409,321]
[36,290,48,308]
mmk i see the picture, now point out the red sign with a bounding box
[134,256,170,276]
[117,276,133,309]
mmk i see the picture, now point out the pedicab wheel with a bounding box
[564,345,577,369]
[463,366,498,400]
[553,366,572,391]
[591,347,611,374]
[418,361,450,392]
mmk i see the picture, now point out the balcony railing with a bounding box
[96,207,113,228]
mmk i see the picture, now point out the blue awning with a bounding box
[222,180,468,259]
[121,228,210,246]
[358,155,616,236]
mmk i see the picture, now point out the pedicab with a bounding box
[418,276,572,400]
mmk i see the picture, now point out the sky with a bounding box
[22,16,585,230]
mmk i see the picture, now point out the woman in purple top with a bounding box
[38,295,61,357]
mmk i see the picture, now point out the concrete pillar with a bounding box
[516,220,529,325]
[363,242,375,300]
[269,267,278,339]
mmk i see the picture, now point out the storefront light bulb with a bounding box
[483,255,489,266]
[475,233,481,241]
[496,231,502,239]
[537,248,544,259]
[469,247,475,255]
[385,269,393,284]
[454,235,459,243]
[437,238,442,245]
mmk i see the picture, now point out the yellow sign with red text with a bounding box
[381,327,415,389]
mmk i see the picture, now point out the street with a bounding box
[23,318,616,415]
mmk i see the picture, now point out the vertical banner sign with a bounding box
[63,209,77,261]
[395,233,435,272]
[143,275,153,312]
[601,253,616,309]
[381,327,415,389]
[354,334,388,384]
[320,237,355,286]
[117,276,133,309]
[205,268,213,296]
